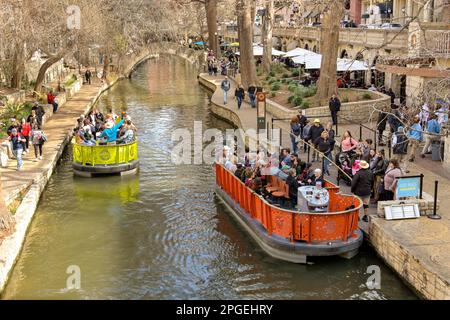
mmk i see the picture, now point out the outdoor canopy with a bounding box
[236,44,285,57]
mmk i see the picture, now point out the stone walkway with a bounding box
[200,72,450,299]
[0,80,104,206]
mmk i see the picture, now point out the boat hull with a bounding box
[73,160,139,177]
[215,185,363,264]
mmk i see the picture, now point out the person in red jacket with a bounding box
[20,118,31,154]
[47,91,58,113]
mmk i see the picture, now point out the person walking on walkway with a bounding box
[290,116,301,154]
[32,102,45,127]
[310,119,324,162]
[328,94,341,125]
[8,128,26,171]
[421,114,441,158]
[340,130,358,155]
[234,84,245,109]
[85,69,92,85]
[20,118,31,154]
[314,130,332,175]
[351,160,373,222]
[248,84,256,108]
[377,106,388,146]
[381,159,402,201]
[30,124,47,161]
[392,126,409,173]
[221,76,231,105]
[406,116,423,163]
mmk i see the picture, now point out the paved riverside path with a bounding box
[201,73,450,299]
[0,80,103,206]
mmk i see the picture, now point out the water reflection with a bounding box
[2,55,416,300]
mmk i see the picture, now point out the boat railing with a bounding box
[73,140,138,166]
[215,163,362,244]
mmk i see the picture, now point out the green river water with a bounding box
[2,55,416,300]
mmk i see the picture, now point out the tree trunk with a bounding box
[11,44,25,89]
[262,0,274,74]
[205,0,218,56]
[102,54,109,80]
[315,3,344,105]
[33,55,64,93]
[238,0,258,89]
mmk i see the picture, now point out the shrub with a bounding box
[301,101,310,109]
[288,83,299,92]
[292,96,303,107]
[288,95,295,104]
[268,77,277,84]
[342,96,349,103]
[294,85,317,98]
[291,69,300,77]
[271,82,281,91]
[270,63,285,74]
[282,73,289,79]
[270,91,276,98]
[269,71,276,77]
[362,93,372,100]
[266,75,271,81]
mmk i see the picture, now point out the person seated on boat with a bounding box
[225,155,238,173]
[251,177,263,195]
[268,158,288,181]
[234,163,244,179]
[306,168,323,186]
[244,167,255,186]
[286,169,299,207]
[117,121,135,144]
[280,148,292,167]
[77,127,96,146]
[298,162,313,183]
[99,118,125,143]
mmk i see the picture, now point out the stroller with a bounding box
[336,152,354,186]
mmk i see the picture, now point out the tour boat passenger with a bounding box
[99,118,124,143]
[117,121,135,144]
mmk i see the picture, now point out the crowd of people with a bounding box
[6,102,48,171]
[220,145,325,210]
[75,109,137,146]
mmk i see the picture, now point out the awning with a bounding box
[236,44,286,57]
[284,47,320,59]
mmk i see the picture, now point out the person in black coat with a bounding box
[234,84,245,109]
[377,106,388,146]
[309,119,324,162]
[286,169,299,208]
[329,94,341,125]
[351,160,373,222]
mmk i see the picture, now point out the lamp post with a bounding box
[401,7,406,24]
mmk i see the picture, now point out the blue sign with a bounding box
[396,177,421,198]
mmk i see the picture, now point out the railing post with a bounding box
[307,144,310,163]
[359,125,362,141]
[374,129,377,152]
[428,180,442,220]
[335,116,338,136]
[419,173,424,199]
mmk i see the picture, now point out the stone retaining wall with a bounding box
[369,218,450,299]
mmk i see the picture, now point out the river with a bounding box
[2,55,416,300]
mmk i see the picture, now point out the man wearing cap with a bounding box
[309,119,324,162]
[351,160,373,222]
[8,128,26,171]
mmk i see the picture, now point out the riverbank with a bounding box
[198,73,450,300]
[0,78,115,293]
[0,45,205,295]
